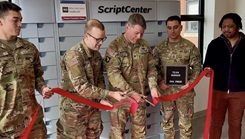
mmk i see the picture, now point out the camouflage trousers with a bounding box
[0,119,47,139]
[160,96,194,139]
[56,104,103,139]
[109,105,146,139]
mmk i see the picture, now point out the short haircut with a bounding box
[219,13,242,29]
[127,13,146,30]
[165,15,181,25]
[0,1,21,18]
[84,19,105,33]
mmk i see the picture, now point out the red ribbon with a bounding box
[21,88,138,138]
[52,88,134,110]
[21,103,41,139]
[51,88,138,112]
[204,69,214,139]
[22,68,213,139]
[152,68,213,139]
[129,97,138,114]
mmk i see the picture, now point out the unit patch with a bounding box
[105,56,111,63]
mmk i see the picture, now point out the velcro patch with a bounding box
[69,59,79,67]
[105,56,111,63]
[107,47,115,55]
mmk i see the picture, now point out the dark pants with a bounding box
[209,90,245,139]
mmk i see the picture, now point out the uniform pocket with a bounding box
[0,55,15,82]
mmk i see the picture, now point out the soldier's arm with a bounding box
[64,50,108,99]
[146,46,158,90]
[97,58,106,89]
[32,45,47,93]
[152,45,164,84]
[105,45,135,94]
[189,44,202,84]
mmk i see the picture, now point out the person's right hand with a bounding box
[42,87,54,99]
[108,91,127,101]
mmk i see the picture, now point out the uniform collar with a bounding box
[0,37,25,50]
[15,37,25,48]
[121,33,141,48]
[80,39,93,58]
[165,36,184,47]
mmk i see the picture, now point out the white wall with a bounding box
[231,0,245,34]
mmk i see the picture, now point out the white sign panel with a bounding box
[60,0,87,21]
[89,1,157,22]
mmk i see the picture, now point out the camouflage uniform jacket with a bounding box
[153,37,202,95]
[60,40,108,108]
[0,38,46,133]
[105,34,158,98]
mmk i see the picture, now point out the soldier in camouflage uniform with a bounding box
[105,13,160,139]
[0,1,54,139]
[153,16,202,139]
[56,19,126,139]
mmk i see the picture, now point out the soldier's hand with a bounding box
[120,91,127,96]
[100,99,113,107]
[150,87,160,98]
[180,82,189,90]
[108,91,127,101]
[130,92,142,103]
[159,80,169,90]
[42,87,54,99]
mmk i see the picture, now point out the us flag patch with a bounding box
[69,59,78,66]
[107,47,115,55]
[105,56,111,63]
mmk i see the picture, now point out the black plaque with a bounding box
[165,65,188,86]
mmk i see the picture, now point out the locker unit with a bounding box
[21,22,59,138]
[14,0,56,23]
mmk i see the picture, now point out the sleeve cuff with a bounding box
[102,90,109,99]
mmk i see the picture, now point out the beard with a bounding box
[223,32,235,39]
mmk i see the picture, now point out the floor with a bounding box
[101,110,245,139]
[192,112,245,139]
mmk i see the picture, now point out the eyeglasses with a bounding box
[87,33,107,43]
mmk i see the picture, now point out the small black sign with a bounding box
[165,65,188,86]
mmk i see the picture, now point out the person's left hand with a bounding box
[180,82,190,90]
[42,87,54,99]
